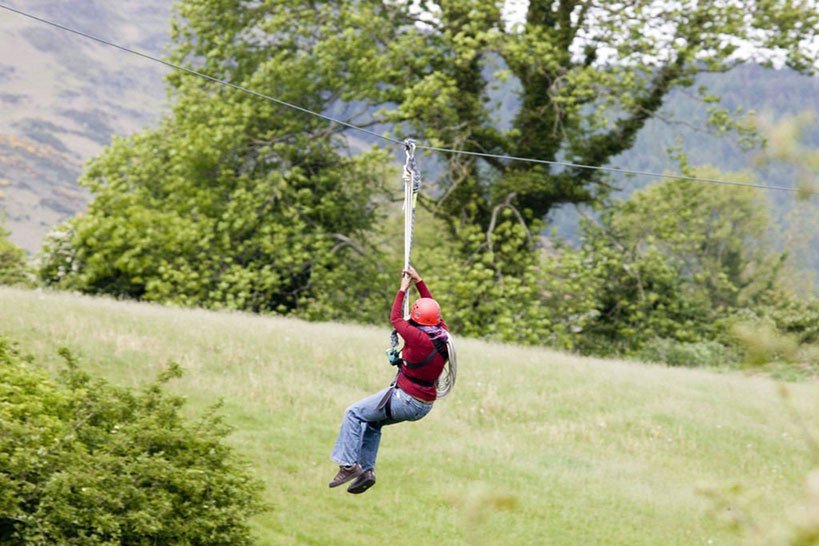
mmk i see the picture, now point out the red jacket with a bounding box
[391,281,448,402]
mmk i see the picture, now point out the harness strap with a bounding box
[377,367,435,420]
[400,371,435,388]
[383,374,434,419]
[384,393,393,420]
[377,377,397,419]
[403,348,438,369]
[403,336,449,369]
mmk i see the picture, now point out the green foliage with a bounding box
[428,211,554,345]
[308,0,818,269]
[554,174,819,365]
[38,0,406,315]
[39,109,392,314]
[0,338,264,545]
[405,171,817,368]
[0,222,29,286]
[567,171,786,354]
[728,318,802,368]
[636,338,740,368]
[756,293,819,345]
[396,209,594,348]
[724,292,819,371]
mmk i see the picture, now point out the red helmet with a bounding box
[410,298,441,326]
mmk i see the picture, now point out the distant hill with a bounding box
[0,0,170,252]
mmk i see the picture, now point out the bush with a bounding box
[636,338,740,368]
[0,339,265,545]
[755,292,819,345]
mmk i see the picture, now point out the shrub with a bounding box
[636,338,740,368]
[0,339,265,545]
[755,292,819,345]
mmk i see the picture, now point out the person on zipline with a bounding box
[329,265,449,494]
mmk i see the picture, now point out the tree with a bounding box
[42,0,818,327]
[274,0,816,246]
[40,95,394,316]
[170,0,816,299]
[572,169,782,354]
[0,338,265,545]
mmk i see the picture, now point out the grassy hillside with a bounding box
[1,286,818,545]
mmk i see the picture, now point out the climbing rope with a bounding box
[437,335,456,398]
[389,139,422,354]
[402,139,421,319]
[390,141,456,398]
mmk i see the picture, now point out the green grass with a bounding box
[1,286,817,545]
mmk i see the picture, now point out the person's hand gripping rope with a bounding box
[400,265,422,291]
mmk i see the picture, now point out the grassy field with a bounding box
[1,286,817,545]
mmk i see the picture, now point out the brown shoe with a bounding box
[346,469,376,494]
[329,464,363,488]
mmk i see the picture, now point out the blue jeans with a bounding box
[332,386,433,471]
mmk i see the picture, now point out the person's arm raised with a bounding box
[404,265,433,298]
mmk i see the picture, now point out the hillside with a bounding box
[0,0,169,252]
[1,286,817,545]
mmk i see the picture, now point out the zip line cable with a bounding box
[0,3,402,147]
[1,2,815,197]
[413,145,811,193]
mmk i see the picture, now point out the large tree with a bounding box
[42,0,817,321]
[169,0,817,270]
[40,8,395,315]
[205,3,814,211]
